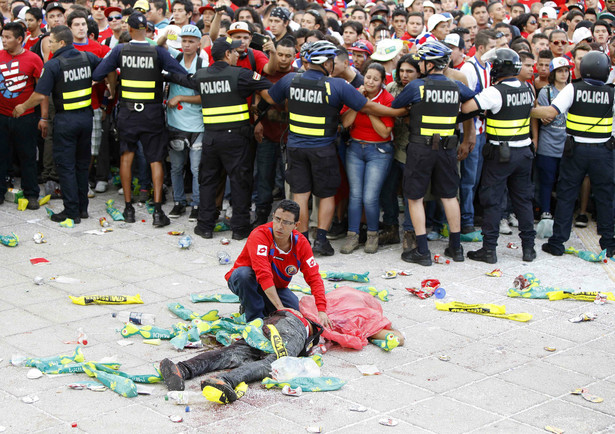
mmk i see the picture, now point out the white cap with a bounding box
[228,21,251,35]
[16,7,28,23]
[371,38,403,61]
[162,25,182,49]
[423,0,436,12]
[539,6,557,20]
[427,13,452,32]
[444,32,463,48]
[550,57,571,72]
[403,0,416,8]
[572,26,592,44]
[543,1,558,8]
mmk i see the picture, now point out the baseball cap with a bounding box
[180,24,202,39]
[164,24,182,49]
[371,38,403,61]
[572,26,592,44]
[133,0,150,12]
[567,4,584,13]
[104,6,122,17]
[13,5,27,24]
[444,32,465,50]
[599,11,615,21]
[423,0,437,12]
[45,2,65,13]
[211,36,242,59]
[428,13,452,32]
[127,11,147,30]
[539,6,557,20]
[370,14,387,24]
[325,5,342,19]
[369,4,388,16]
[199,4,214,13]
[403,0,416,8]
[549,57,571,72]
[227,21,251,35]
[543,1,558,9]
[349,39,374,55]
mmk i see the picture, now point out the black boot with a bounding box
[379,224,400,245]
[252,208,269,228]
[160,358,185,391]
[467,247,497,264]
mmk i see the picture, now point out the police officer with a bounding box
[531,51,615,258]
[92,12,187,227]
[13,25,101,223]
[461,48,537,263]
[169,37,273,240]
[264,40,405,256]
[391,41,476,266]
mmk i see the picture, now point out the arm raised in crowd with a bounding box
[360,101,407,118]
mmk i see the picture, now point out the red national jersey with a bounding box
[98,26,113,42]
[0,49,43,116]
[225,222,327,312]
[73,39,110,109]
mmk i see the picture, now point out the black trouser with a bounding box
[479,145,536,249]
[197,127,254,233]
[53,110,93,217]
[0,113,40,199]
[178,311,308,388]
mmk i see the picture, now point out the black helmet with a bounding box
[580,51,611,82]
[488,48,522,80]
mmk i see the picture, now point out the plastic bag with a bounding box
[271,356,320,381]
[536,218,554,239]
[299,287,392,350]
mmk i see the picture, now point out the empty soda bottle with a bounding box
[217,251,231,265]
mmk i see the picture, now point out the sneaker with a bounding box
[541,242,563,256]
[160,358,185,391]
[189,207,198,222]
[50,212,81,224]
[461,225,475,234]
[80,210,89,219]
[444,245,464,262]
[137,189,150,204]
[94,181,108,193]
[327,219,347,240]
[427,230,443,241]
[25,197,40,210]
[401,247,432,266]
[499,219,512,235]
[201,377,239,404]
[152,209,171,227]
[467,247,497,264]
[232,230,250,241]
[169,202,186,218]
[118,187,124,195]
[313,238,335,256]
[522,247,536,262]
[508,214,519,227]
[87,187,95,198]
[123,205,136,223]
[194,226,213,239]
[540,212,553,220]
[574,214,588,228]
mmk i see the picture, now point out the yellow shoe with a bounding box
[201,377,241,404]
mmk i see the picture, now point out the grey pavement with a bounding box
[1,190,614,433]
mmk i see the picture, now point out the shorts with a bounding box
[403,141,459,200]
[286,143,340,198]
[117,103,168,163]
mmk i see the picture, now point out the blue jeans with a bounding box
[227,267,299,322]
[135,141,151,190]
[169,140,202,207]
[255,137,281,213]
[460,132,486,226]
[345,140,393,233]
[380,159,413,231]
[535,154,560,213]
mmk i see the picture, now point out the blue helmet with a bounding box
[304,40,338,65]
[416,40,452,70]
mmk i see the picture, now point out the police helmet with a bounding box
[416,40,452,70]
[580,51,611,82]
[489,48,522,80]
[304,40,338,65]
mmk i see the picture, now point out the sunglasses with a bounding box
[551,40,566,45]
[93,5,105,10]
[528,20,537,24]
[108,15,122,20]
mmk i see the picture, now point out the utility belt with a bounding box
[483,142,532,163]
[120,101,159,112]
[409,134,458,151]
[564,135,615,157]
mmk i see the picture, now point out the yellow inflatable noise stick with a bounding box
[547,291,615,302]
[436,301,532,322]
[70,294,144,305]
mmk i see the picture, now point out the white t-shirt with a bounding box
[459,56,491,134]
[474,79,533,147]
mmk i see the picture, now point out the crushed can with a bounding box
[99,217,109,227]
[594,293,607,305]
[32,232,46,244]
[507,242,519,249]
[220,237,230,245]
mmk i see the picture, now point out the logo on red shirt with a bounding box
[285,265,298,275]
[0,61,29,98]
[256,244,268,256]
[307,256,316,268]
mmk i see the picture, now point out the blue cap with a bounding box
[180,24,202,39]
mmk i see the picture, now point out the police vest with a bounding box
[287,74,339,137]
[408,77,460,137]
[194,66,249,130]
[486,83,533,142]
[53,51,92,112]
[566,80,614,139]
[119,44,163,103]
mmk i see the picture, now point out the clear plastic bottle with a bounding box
[217,251,231,265]
[166,391,204,405]
[112,311,156,325]
[271,356,321,381]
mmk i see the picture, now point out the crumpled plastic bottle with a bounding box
[271,356,321,381]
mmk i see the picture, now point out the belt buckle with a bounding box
[134,103,144,112]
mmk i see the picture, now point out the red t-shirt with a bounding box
[0,49,43,116]
[236,48,268,73]
[73,39,110,110]
[342,89,394,142]
[225,222,327,312]
[23,34,42,51]
[98,26,113,43]
[262,68,295,142]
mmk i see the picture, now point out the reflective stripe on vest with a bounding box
[55,51,93,112]
[566,112,613,134]
[408,77,460,139]
[485,117,530,137]
[63,87,92,110]
[119,44,162,103]
[485,83,533,142]
[287,74,339,137]
[565,81,614,139]
[420,115,457,136]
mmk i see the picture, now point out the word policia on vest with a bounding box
[506,92,533,106]
[63,66,91,82]
[576,89,610,104]
[121,55,154,69]
[200,80,231,94]
[290,87,324,103]
[425,89,459,104]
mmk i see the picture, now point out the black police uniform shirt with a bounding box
[35,45,101,100]
[391,73,475,122]
[268,69,368,148]
[473,78,534,147]
[91,40,187,83]
[551,77,615,144]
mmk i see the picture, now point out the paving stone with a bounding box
[511,399,615,432]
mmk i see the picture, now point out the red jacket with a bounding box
[225,222,327,312]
